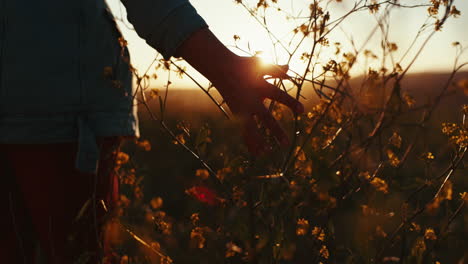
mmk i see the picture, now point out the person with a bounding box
[0,0,303,263]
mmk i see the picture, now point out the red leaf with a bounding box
[186,186,219,206]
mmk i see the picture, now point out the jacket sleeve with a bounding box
[120,0,208,60]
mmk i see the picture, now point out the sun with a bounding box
[255,50,278,65]
[251,42,310,80]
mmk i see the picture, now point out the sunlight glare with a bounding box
[255,50,276,65]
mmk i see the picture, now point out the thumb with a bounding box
[260,63,289,79]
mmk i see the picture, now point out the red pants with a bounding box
[0,138,122,264]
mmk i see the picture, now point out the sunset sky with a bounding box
[107,0,468,89]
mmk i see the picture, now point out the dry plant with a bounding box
[104,0,468,263]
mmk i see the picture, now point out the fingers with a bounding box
[243,115,266,156]
[256,107,290,147]
[260,63,289,79]
[254,60,303,114]
[263,83,304,114]
[243,105,290,156]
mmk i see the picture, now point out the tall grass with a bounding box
[108,0,468,263]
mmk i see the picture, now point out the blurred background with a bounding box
[107,0,468,88]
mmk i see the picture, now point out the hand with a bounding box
[175,28,303,155]
[213,56,304,155]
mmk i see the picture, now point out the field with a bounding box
[2,0,468,263]
[114,71,468,263]
[96,0,468,263]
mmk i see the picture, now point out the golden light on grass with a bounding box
[99,0,468,263]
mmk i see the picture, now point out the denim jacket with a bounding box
[0,0,207,173]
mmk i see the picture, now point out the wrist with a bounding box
[175,28,239,89]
